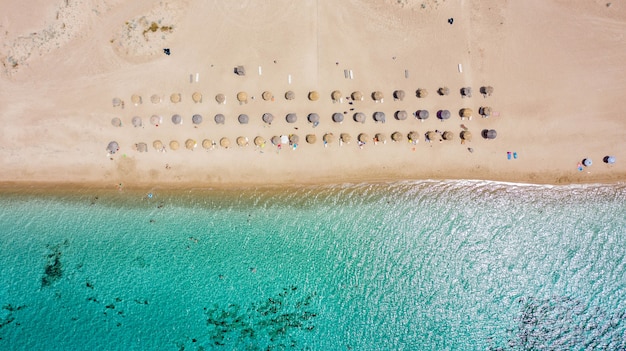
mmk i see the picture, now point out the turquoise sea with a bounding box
[0,180,625,350]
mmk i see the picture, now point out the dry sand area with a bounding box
[1,0,625,188]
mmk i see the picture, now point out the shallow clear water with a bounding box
[0,181,625,350]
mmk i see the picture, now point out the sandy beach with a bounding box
[1,0,625,189]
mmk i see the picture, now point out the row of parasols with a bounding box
[111,107,492,128]
[105,130,497,154]
[112,86,494,107]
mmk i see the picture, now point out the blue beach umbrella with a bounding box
[583,158,592,167]
[604,156,616,164]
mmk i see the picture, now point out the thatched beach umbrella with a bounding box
[150,94,161,104]
[192,92,202,103]
[236,136,248,147]
[437,87,450,96]
[238,114,249,124]
[170,93,181,103]
[426,131,439,142]
[332,113,344,123]
[285,90,295,100]
[442,131,454,141]
[308,91,320,101]
[262,113,274,124]
[214,114,225,124]
[237,92,248,104]
[306,134,317,144]
[202,139,214,149]
[111,117,122,127]
[308,113,320,123]
[271,136,281,145]
[192,114,203,125]
[107,141,119,154]
[323,133,335,144]
[215,94,226,104]
[395,110,408,120]
[185,139,197,150]
[375,133,386,143]
[262,91,273,101]
[131,94,142,105]
[289,134,299,144]
[331,90,342,101]
[340,133,351,144]
[351,91,364,101]
[437,110,451,120]
[480,86,494,97]
[460,108,473,119]
[372,91,384,102]
[393,90,405,101]
[392,132,403,142]
[170,140,180,150]
[408,131,419,142]
[358,133,370,143]
[353,112,366,123]
[286,113,297,123]
[416,88,428,98]
[220,137,231,148]
[112,98,122,107]
[417,110,429,120]
[153,140,163,150]
[373,111,386,123]
[171,114,182,125]
[461,87,472,97]
[461,131,473,142]
[150,115,162,126]
[479,106,492,117]
[254,136,265,147]
[483,129,497,139]
[132,116,142,127]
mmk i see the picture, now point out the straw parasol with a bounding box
[171,114,182,125]
[358,133,369,143]
[107,141,119,154]
[150,115,162,126]
[393,90,405,101]
[238,114,249,124]
[153,140,163,150]
[192,114,203,125]
[372,91,384,102]
[112,98,122,107]
[480,86,494,97]
[132,116,142,127]
[220,137,230,148]
[214,114,225,124]
[150,94,161,104]
[332,113,344,123]
[285,90,295,100]
[340,133,351,143]
[271,136,281,145]
[111,117,122,127]
[170,140,180,150]
[237,92,248,103]
[417,110,429,120]
[353,112,366,123]
[426,131,439,142]
[483,129,497,139]
[262,91,273,101]
[331,90,342,101]
[479,106,492,117]
[408,131,420,142]
[236,136,248,147]
[373,111,386,123]
[323,133,335,144]
[262,113,274,124]
[437,110,451,120]
[286,113,298,123]
[308,113,320,123]
[254,136,265,147]
[308,91,319,101]
[351,91,364,101]
[460,108,473,119]
[437,87,450,96]
[131,94,142,105]
[215,94,226,104]
[289,134,299,144]
[375,133,386,143]
[416,88,428,98]
[306,134,317,144]
[185,139,197,150]
[461,131,473,142]
[202,139,214,149]
[395,110,408,120]
[442,131,454,141]
[192,92,202,103]
[170,93,181,103]
[391,132,403,142]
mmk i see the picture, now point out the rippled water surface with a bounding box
[0,181,625,350]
